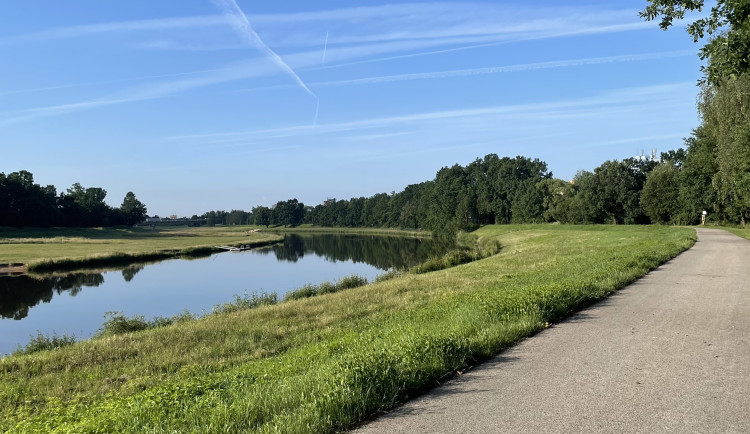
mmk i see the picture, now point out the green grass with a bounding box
[0,226,281,271]
[721,226,750,241]
[0,225,696,433]
[284,274,370,301]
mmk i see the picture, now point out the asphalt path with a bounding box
[356,228,749,433]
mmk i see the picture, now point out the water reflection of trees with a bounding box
[0,235,444,321]
[0,264,146,320]
[121,265,144,282]
[0,273,105,320]
[263,234,453,270]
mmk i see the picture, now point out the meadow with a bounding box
[0,226,281,272]
[0,225,696,433]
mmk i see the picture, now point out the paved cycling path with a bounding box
[356,228,750,433]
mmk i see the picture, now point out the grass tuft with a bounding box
[212,291,278,315]
[284,274,369,301]
[96,310,196,337]
[13,331,77,356]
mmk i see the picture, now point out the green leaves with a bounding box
[641,0,750,85]
[641,164,681,224]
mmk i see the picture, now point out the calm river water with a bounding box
[0,233,446,356]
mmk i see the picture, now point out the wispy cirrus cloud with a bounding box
[0,3,654,51]
[0,2,683,130]
[0,67,232,97]
[214,50,693,94]
[167,82,695,146]
[0,15,225,46]
[0,59,275,128]
[161,81,697,173]
[0,43,694,130]
[251,3,649,47]
[310,50,696,87]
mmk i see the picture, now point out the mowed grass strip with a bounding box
[0,225,696,433]
[0,226,280,269]
[721,226,750,241]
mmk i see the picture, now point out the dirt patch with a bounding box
[0,263,27,274]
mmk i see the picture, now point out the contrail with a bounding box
[322,31,329,64]
[313,99,320,125]
[312,50,695,87]
[210,0,316,99]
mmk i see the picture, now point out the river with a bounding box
[0,233,447,356]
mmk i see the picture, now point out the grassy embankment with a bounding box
[0,225,696,433]
[721,226,750,241]
[0,226,281,272]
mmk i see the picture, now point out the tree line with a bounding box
[201,148,725,234]
[0,170,147,227]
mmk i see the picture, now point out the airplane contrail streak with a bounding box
[210,0,317,99]
[322,31,329,64]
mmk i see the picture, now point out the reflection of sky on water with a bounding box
[0,252,377,356]
[0,234,446,356]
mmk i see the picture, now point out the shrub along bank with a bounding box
[0,225,695,433]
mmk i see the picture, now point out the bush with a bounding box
[14,331,76,355]
[96,310,197,337]
[212,291,278,314]
[374,269,403,283]
[97,311,150,336]
[285,284,318,301]
[284,275,369,301]
[415,257,446,273]
[336,274,368,290]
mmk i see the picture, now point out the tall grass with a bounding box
[284,274,369,301]
[721,226,750,241]
[0,225,696,433]
[95,310,196,337]
[211,291,278,315]
[12,332,77,356]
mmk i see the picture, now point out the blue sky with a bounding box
[1,1,704,217]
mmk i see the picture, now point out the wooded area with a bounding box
[0,171,147,227]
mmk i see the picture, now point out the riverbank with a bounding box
[0,225,696,433]
[263,224,430,238]
[0,226,282,273]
